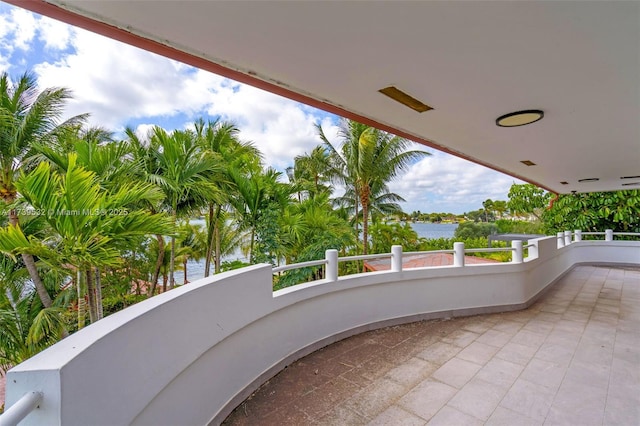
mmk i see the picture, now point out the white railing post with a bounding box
[574,230,582,242]
[564,230,572,246]
[605,229,613,241]
[511,240,523,264]
[557,232,565,248]
[391,245,403,272]
[453,242,465,267]
[0,391,43,426]
[325,249,338,282]
[527,239,539,259]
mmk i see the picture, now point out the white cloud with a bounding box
[8,8,37,51]
[204,82,330,170]
[33,27,221,128]
[389,151,521,214]
[38,15,72,50]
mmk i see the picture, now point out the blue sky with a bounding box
[0,2,521,214]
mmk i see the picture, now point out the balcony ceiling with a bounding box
[12,1,640,194]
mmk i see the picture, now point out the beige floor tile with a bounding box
[475,329,512,348]
[519,358,566,391]
[603,393,640,426]
[499,379,555,422]
[509,329,547,348]
[344,378,407,420]
[367,405,426,426]
[426,406,483,426]
[316,404,368,426]
[431,357,481,389]
[545,380,606,425]
[494,341,537,365]
[491,320,523,335]
[486,406,541,426]
[461,320,494,334]
[522,319,554,334]
[475,357,524,388]
[447,378,506,420]
[415,341,461,365]
[533,341,575,366]
[398,380,457,421]
[456,341,499,366]
[384,357,437,387]
[440,329,479,348]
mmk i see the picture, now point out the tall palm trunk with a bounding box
[8,209,52,308]
[204,204,215,276]
[77,269,86,329]
[360,185,371,256]
[86,268,97,323]
[149,234,164,296]
[183,255,189,285]
[95,268,103,320]
[249,228,256,263]
[214,221,222,273]
[169,209,177,289]
[169,235,176,289]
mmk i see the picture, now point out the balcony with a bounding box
[2,231,639,425]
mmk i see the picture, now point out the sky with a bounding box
[0,2,522,214]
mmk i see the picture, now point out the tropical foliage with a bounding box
[543,190,640,234]
[2,71,638,376]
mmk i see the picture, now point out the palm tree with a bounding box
[148,127,224,289]
[228,167,290,263]
[318,119,430,255]
[0,156,173,326]
[176,221,208,284]
[483,199,494,222]
[126,128,167,295]
[0,258,66,372]
[0,71,85,308]
[193,118,262,275]
[293,146,331,199]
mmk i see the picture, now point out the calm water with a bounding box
[173,222,458,283]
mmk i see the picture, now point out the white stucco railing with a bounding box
[2,230,639,425]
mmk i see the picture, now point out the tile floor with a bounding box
[223,266,640,425]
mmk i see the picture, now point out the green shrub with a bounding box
[454,222,496,239]
[495,219,544,234]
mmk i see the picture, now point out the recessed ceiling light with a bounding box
[560,181,569,185]
[622,182,640,186]
[496,110,544,127]
[621,175,640,179]
[378,86,433,113]
[520,160,536,166]
[578,178,599,183]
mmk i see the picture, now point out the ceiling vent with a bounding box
[379,86,433,113]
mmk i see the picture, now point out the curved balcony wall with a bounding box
[4,236,639,425]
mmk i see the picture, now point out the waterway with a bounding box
[173,222,458,283]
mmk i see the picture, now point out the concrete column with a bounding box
[453,242,465,267]
[564,230,572,246]
[574,230,582,242]
[391,245,403,272]
[605,229,614,241]
[557,232,565,248]
[511,240,523,264]
[325,249,338,282]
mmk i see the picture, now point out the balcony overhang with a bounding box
[5,0,640,194]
